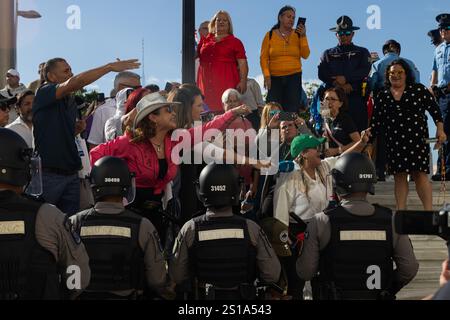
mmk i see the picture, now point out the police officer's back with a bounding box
[0,128,90,300]
[71,156,171,299]
[296,153,419,300]
[169,164,281,300]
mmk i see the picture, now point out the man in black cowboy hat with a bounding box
[318,15,371,133]
[431,13,450,181]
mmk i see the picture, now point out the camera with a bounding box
[395,205,450,240]
[279,112,298,122]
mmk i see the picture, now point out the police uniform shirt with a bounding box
[318,44,371,92]
[433,41,450,88]
[296,199,419,288]
[76,202,169,294]
[169,207,281,285]
[34,202,91,297]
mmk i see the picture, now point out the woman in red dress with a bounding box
[197,10,249,114]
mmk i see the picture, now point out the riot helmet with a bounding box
[331,153,377,196]
[196,164,240,208]
[90,156,135,203]
[0,128,33,187]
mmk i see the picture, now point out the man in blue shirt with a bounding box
[33,58,140,215]
[431,14,450,181]
[318,15,371,133]
[368,39,420,94]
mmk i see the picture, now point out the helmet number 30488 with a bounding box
[211,185,226,192]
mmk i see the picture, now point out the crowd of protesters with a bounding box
[0,5,449,301]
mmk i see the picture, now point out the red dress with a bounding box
[197,34,247,113]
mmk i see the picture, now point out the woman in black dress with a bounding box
[371,59,447,210]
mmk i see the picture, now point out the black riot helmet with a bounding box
[331,153,377,196]
[0,128,32,187]
[196,164,240,208]
[90,156,135,202]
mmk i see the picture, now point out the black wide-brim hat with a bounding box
[330,15,360,32]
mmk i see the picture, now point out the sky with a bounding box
[16,0,448,94]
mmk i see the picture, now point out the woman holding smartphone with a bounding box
[260,5,310,113]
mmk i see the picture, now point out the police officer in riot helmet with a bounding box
[71,156,173,299]
[169,164,281,300]
[296,153,419,300]
[0,128,90,300]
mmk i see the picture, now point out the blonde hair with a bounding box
[260,102,282,129]
[209,10,234,35]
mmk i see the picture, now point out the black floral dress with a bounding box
[371,83,443,175]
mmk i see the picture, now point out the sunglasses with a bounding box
[388,70,405,77]
[337,31,352,36]
[269,110,281,117]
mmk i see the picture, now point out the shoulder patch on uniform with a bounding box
[64,215,81,245]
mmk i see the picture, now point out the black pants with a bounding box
[267,72,303,113]
[348,93,368,133]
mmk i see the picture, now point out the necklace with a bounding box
[150,140,163,153]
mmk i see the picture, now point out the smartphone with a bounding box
[164,82,173,93]
[297,17,306,27]
[279,112,298,122]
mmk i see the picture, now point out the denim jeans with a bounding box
[42,172,80,216]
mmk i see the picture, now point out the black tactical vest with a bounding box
[74,208,145,299]
[190,214,257,294]
[318,205,394,300]
[0,191,60,300]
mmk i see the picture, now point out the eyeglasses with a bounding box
[324,97,340,102]
[388,70,405,77]
[337,31,352,36]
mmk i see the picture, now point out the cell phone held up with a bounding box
[279,112,298,122]
[297,17,306,28]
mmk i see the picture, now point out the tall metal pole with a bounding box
[182,0,195,84]
[180,0,197,224]
[0,0,16,88]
